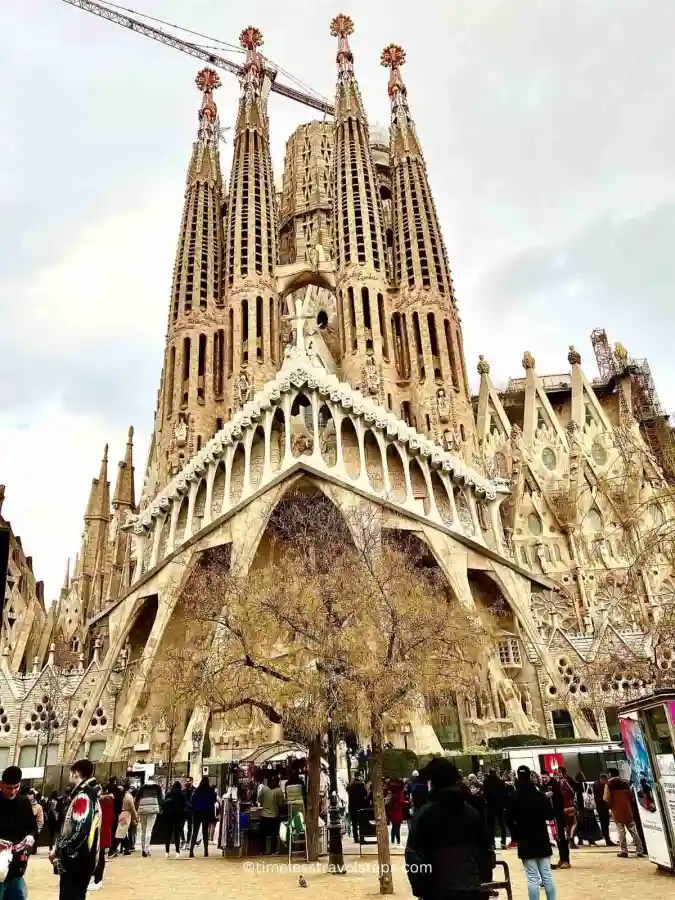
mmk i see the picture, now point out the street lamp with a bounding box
[326,711,346,874]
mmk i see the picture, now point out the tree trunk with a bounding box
[370,712,394,894]
[305,733,322,862]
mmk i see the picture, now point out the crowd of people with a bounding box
[343,762,647,900]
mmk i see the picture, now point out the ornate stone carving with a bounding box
[477,354,490,375]
[361,351,380,396]
[174,416,188,448]
[614,342,628,366]
[567,345,581,365]
[234,371,251,409]
[522,351,536,370]
[436,388,451,423]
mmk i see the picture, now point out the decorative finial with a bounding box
[380,44,408,108]
[331,14,354,77]
[522,351,535,370]
[614,342,628,365]
[477,355,490,375]
[567,345,581,365]
[127,425,134,442]
[239,25,264,50]
[195,68,221,136]
[330,13,354,38]
[48,643,55,666]
[103,443,109,462]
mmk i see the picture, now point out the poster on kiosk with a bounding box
[619,712,673,868]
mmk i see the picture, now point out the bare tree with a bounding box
[182,492,481,893]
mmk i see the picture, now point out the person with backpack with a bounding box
[51,759,101,900]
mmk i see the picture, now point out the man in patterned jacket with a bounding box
[50,759,101,900]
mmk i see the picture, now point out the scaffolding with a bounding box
[591,328,675,483]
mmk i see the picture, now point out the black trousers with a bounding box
[184,813,194,845]
[60,871,91,900]
[165,816,184,854]
[598,808,611,844]
[261,816,280,854]
[93,846,106,884]
[349,809,360,843]
[190,812,211,854]
[390,821,401,844]
[555,816,570,864]
[486,806,507,846]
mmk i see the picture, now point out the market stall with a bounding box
[618,690,675,872]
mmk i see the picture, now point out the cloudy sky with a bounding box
[2,0,674,600]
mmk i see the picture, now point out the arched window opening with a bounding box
[227,308,234,376]
[181,337,191,408]
[412,312,425,381]
[377,293,389,360]
[256,295,264,362]
[241,298,249,365]
[197,333,206,404]
[444,319,459,389]
[213,330,224,398]
[348,287,357,352]
[165,345,175,420]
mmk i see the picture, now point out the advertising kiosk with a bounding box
[618,690,675,872]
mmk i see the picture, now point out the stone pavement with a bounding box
[25,843,671,900]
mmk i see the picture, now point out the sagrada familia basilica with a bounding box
[2,16,674,771]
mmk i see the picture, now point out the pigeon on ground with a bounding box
[299,875,308,888]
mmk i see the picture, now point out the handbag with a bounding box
[583,788,596,811]
[0,846,13,883]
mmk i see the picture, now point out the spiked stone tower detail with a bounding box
[381,44,473,449]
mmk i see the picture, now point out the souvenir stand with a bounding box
[618,690,675,872]
[216,740,322,858]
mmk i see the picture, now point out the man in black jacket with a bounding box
[0,766,38,899]
[506,766,556,900]
[52,759,101,900]
[482,770,507,850]
[405,758,493,900]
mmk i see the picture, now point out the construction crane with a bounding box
[58,0,335,116]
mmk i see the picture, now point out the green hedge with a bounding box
[382,748,418,779]
[487,734,608,750]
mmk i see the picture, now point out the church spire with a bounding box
[381,44,473,448]
[112,426,135,511]
[221,26,281,411]
[329,15,392,396]
[153,69,227,488]
[85,444,109,522]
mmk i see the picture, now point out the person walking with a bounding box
[385,779,406,845]
[26,790,44,851]
[51,758,101,900]
[135,777,163,858]
[162,781,186,859]
[90,783,114,892]
[46,791,60,852]
[405,758,493,900]
[189,776,218,857]
[181,777,195,849]
[483,769,507,850]
[603,768,645,858]
[109,783,137,857]
[593,774,615,847]
[346,774,368,844]
[407,770,429,814]
[0,766,39,899]
[548,778,570,869]
[506,766,556,900]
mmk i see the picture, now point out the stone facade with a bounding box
[2,18,674,769]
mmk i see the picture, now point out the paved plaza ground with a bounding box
[25,841,672,900]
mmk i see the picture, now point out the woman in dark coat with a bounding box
[573,772,601,846]
[189,777,218,857]
[405,758,493,900]
[385,779,406,845]
[506,766,556,900]
[162,781,187,858]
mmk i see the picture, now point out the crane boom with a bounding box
[59,0,335,116]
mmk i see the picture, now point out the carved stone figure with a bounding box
[522,686,533,719]
[174,416,188,448]
[477,354,490,375]
[234,371,251,409]
[362,351,380,395]
[291,433,313,456]
[522,351,536,370]
[436,388,451,424]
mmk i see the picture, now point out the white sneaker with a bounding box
[87,882,102,892]
[165,852,170,859]
[175,851,181,859]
